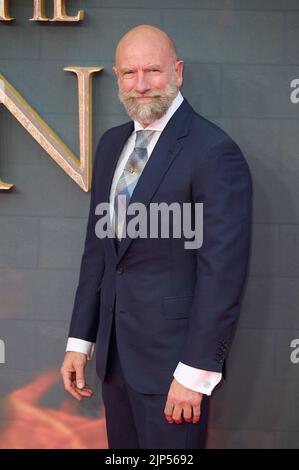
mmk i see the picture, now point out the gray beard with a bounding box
[118,80,178,125]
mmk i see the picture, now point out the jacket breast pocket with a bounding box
[162,295,193,320]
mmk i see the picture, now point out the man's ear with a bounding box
[175,60,184,88]
[112,66,118,76]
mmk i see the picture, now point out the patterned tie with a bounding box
[113,129,156,241]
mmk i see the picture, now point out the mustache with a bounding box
[120,90,163,99]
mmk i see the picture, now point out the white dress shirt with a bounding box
[66,91,222,396]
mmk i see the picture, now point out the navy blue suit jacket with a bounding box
[69,99,252,394]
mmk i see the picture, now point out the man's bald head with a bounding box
[115,25,177,65]
[113,25,183,127]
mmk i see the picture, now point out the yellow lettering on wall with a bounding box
[0,178,13,190]
[0,0,14,21]
[1,1,84,22]
[29,0,49,22]
[51,0,84,22]
[0,67,102,192]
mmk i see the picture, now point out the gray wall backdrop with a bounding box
[0,0,299,449]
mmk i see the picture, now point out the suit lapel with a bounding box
[102,121,134,203]
[117,99,194,261]
[99,121,134,257]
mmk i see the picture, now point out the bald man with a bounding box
[61,25,252,449]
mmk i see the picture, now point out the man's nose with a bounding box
[134,72,150,94]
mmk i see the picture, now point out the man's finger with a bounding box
[182,404,192,422]
[74,363,85,389]
[192,405,201,424]
[62,372,83,401]
[164,399,174,423]
[74,383,94,397]
[172,404,183,424]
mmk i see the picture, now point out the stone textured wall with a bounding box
[1,0,299,448]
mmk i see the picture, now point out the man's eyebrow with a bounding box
[146,64,162,69]
[119,65,162,72]
[119,66,135,73]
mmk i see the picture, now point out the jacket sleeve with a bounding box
[180,139,252,372]
[68,138,106,342]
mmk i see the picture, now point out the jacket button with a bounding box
[116,264,124,274]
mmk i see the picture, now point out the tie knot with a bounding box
[135,130,156,149]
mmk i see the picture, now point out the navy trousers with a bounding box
[101,313,210,449]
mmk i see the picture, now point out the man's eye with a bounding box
[124,71,134,75]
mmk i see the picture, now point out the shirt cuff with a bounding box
[66,337,95,361]
[173,362,222,396]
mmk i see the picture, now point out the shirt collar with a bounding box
[134,91,184,133]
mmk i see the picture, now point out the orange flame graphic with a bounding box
[0,371,108,449]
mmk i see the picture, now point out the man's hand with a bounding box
[60,351,94,401]
[164,378,203,424]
